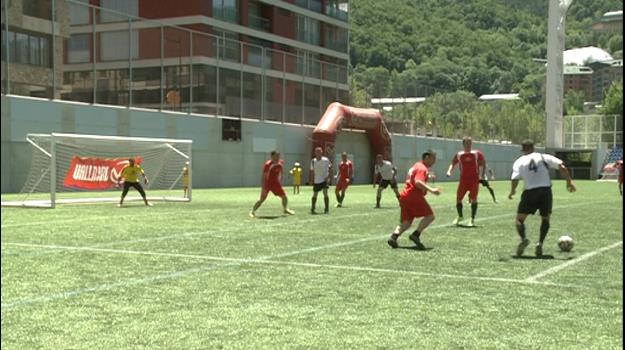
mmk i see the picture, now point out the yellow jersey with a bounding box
[120,165,144,183]
[182,165,189,186]
[289,166,302,185]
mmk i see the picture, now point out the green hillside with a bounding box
[350,0,622,98]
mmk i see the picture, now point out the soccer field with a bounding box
[1,180,622,350]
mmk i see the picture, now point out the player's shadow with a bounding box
[511,255,555,260]
[255,215,282,220]
[397,246,434,251]
[456,225,479,229]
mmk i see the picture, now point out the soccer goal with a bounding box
[1,133,192,208]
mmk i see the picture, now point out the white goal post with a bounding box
[1,133,192,208]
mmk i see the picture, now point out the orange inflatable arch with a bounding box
[312,102,392,161]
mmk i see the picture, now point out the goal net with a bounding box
[2,133,192,208]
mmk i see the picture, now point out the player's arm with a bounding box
[557,164,576,193]
[348,163,353,182]
[326,163,333,184]
[508,180,519,199]
[508,161,521,199]
[140,167,149,184]
[478,153,486,179]
[412,170,440,195]
[446,155,458,177]
[309,161,314,185]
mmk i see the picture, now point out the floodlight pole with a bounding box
[545,0,574,148]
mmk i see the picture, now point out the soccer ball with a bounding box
[557,235,574,252]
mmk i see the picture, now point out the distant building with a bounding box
[587,59,623,102]
[592,10,623,33]
[563,65,593,101]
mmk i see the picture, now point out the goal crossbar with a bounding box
[2,133,193,208]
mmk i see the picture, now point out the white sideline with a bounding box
[2,200,620,309]
[524,240,623,282]
[5,242,587,290]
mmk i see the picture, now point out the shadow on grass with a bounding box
[397,246,435,251]
[255,215,282,220]
[510,255,555,260]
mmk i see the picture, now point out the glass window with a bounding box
[70,0,90,25]
[40,36,50,67]
[22,0,52,20]
[16,32,29,65]
[296,16,319,45]
[68,34,90,63]
[29,36,40,66]
[100,31,138,61]
[100,0,138,22]
[213,0,239,23]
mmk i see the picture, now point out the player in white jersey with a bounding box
[373,154,400,208]
[309,146,333,214]
[508,140,576,257]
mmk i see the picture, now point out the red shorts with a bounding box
[399,196,433,224]
[457,180,479,202]
[264,183,286,197]
[336,177,350,191]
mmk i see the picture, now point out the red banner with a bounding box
[63,156,143,190]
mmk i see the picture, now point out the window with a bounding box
[22,0,51,20]
[70,0,90,25]
[296,15,319,45]
[222,119,241,141]
[2,30,51,67]
[100,31,138,61]
[67,34,90,63]
[213,0,239,23]
[100,0,138,22]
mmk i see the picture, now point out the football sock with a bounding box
[411,229,421,239]
[539,221,550,245]
[324,197,329,211]
[456,203,463,217]
[488,187,496,202]
[376,196,381,207]
[311,197,317,211]
[516,221,526,240]
[390,233,399,240]
[335,192,341,203]
[470,202,478,219]
[340,192,345,204]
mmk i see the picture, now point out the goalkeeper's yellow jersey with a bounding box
[120,165,144,183]
[289,166,302,185]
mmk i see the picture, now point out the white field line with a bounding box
[4,242,587,290]
[0,207,593,309]
[1,203,620,309]
[0,205,434,258]
[524,241,623,282]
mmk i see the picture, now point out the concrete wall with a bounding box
[1,95,523,193]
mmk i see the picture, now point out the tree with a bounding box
[601,79,623,117]
[564,90,586,115]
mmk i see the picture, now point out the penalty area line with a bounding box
[524,240,623,282]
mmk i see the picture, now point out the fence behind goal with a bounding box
[1,133,192,208]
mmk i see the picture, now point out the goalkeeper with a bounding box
[117,158,152,207]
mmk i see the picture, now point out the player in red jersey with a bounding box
[617,159,623,196]
[387,150,441,250]
[334,152,353,208]
[249,150,295,217]
[446,136,485,227]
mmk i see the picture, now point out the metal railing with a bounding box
[1,0,350,125]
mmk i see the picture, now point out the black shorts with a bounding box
[379,179,398,189]
[122,181,146,197]
[518,187,552,216]
[313,181,328,192]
